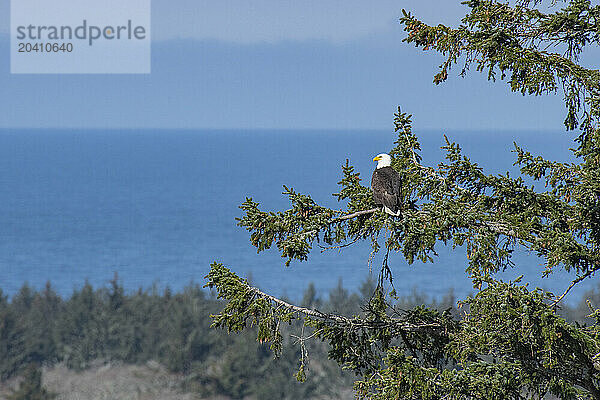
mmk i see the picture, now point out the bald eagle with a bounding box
[371,153,402,216]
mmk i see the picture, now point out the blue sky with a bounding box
[0,0,592,130]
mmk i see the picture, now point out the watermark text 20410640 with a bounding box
[10,0,150,74]
[18,42,74,53]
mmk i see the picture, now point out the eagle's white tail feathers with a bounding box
[383,206,401,217]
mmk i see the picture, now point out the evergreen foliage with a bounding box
[7,364,56,400]
[0,279,597,398]
[0,279,371,399]
[206,1,600,398]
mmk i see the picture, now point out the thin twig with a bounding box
[379,242,394,290]
[552,269,597,307]
[319,237,361,252]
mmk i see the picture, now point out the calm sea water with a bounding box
[0,128,595,304]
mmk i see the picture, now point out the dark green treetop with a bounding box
[206,1,600,398]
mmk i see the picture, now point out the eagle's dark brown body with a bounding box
[371,166,402,216]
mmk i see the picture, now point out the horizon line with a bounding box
[0,126,572,134]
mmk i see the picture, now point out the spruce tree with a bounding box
[206,1,600,398]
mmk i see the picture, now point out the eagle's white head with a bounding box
[373,153,392,169]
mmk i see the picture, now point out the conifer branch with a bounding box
[297,208,380,239]
[334,208,380,221]
[210,2,600,397]
[248,284,444,333]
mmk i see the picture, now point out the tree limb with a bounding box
[248,284,445,333]
[334,208,379,221]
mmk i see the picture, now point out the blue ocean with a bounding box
[0,128,595,304]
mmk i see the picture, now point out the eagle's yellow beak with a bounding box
[373,156,381,161]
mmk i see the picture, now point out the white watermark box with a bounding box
[11,0,151,74]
